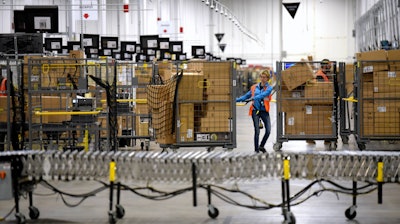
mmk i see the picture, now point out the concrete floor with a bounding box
[1,104,400,223]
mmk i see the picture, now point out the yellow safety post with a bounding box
[109,160,116,182]
[281,156,294,222]
[377,160,383,204]
[283,158,290,180]
[83,130,89,152]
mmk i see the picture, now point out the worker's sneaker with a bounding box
[259,147,267,153]
[306,140,316,144]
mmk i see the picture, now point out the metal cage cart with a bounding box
[147,61,237,151]
[274,61,339,151]
[354,50,400,150]
[0,58,25,151]
[338,62,356,145]
[114,61,154,150]
[26,55,107,151]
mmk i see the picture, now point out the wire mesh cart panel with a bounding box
[147,61,237,151]
[275,61,339,151]
[26,55,108,151]
[354,50,400,150]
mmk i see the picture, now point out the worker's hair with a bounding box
[321,59,330,65]
[260,70,271,78]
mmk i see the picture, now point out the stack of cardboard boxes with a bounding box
[357,49,400,136]
[280,62,334,135]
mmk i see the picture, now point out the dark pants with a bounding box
[0,132,5,151]
[251,110,271,152]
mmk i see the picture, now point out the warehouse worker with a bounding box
[315,59,331,82]
[236,70,274,153]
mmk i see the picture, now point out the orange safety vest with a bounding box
[0,78,6,96]
[248,84,272,116]
[315,69,329,82]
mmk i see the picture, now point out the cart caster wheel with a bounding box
[357,143,366,151]
[273,142,282,151]
[345,207,357,220]
[288,212,296,224]
[15,213,26,224]
[29,206,40,219]
[283,211,296,224]
[207,147,215,152]
[108,211,117,224]
[116,204,125,219]
[208,205,219,219]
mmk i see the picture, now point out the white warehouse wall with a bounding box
[0,0,362,67]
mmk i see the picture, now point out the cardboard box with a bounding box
[199,117,230,132]
[205,102,230,112]
[362,81,374,98]
[356,50,387,61]
[158,61,174,81]
[281,63,314,91]
[373,71,400,94]
[374,112,399,135]
[362,63,389,73]
[0,96,9,122]
[362,100,374,113]
[304,82,334,103]
[179,103,194,141]
[203,62,231,79]
[177,73,205,101]
[156,133,176,144]
[345,64,354,93]
[285,110,305,135]
[361,112,374,136]
[135,116,149,136]
[304,104,333,135]
[206,94,231,101]
[387,49,400,62]
[205,78,231,95]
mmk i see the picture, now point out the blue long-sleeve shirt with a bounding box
[236,83,273,111]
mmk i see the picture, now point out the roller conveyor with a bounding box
[1,150,399,183]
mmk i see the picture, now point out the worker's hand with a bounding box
[244,97,254,104]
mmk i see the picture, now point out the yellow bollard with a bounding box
[109,160,116,182]
[283,158,290,180]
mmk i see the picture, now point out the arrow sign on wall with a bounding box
[215,33,224,43]
[283,2,300,19]
[219,43,226,52]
